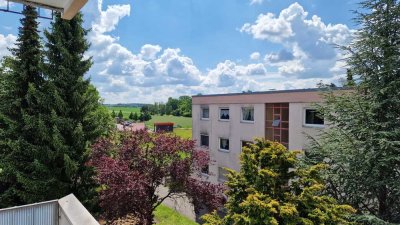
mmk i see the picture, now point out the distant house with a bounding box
[154,122,174,132]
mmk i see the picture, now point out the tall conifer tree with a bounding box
[307,0,400,223]
[42,12,111,209]
[0,6,49,207]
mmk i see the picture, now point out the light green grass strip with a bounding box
[154,204,198,225]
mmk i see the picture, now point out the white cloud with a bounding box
[80,0,350,103]
[140,44,162,60]
[250,52,260,60]
[250,0,263,5]
[241,2,353,78]
[0,34,16,60]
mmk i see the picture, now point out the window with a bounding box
[218,167,228,182]
[241,107,254,122]
[219,108,230,120]
[241,140,253,150]
[305,109,324,126]
[201,107,209,119]
[200,134,209,147]
[201,165,209,175]
[219,138,230,151]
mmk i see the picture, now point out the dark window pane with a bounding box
[220,138,229,150]
[200,135,209,147]
[305,109,324,125]
[220,109,230,120]
[202,108,209,118]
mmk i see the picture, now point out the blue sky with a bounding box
[0,0,358,103]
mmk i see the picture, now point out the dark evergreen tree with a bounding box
[111,110,116,118]
[0,6,47,207]
[118,110,124,119]
[306,0,400,223]
[129,112,134,120]
[132,112,139,121]
[41,12,111,210]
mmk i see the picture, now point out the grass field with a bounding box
[107,106,140,118]
[145,115,192,129]
[155,204,198,225]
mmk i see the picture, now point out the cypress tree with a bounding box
[42,12,111,209]
[0,6,49,207]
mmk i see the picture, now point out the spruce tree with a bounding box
[111,110,116,118]
[306,0,400,223]
[118,110,123,119]
[0,6,49,207]
[42,12,111,209]
[129,112,134,120]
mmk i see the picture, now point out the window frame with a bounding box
[219,137,230,152]
[200,134,209,148]
[200,106,210,120]
[303,108,325,128]
[241,107,255,123]
[219,107,230,121]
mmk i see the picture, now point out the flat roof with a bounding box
[192,87,344,98]
[192,88,346,105]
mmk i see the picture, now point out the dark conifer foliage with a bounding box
[0,6,47,207]
[307,0,400,223]
[0,11,110,209]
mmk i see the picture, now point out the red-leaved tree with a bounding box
[90,130,225,224]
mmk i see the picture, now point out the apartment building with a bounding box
[192,88,327,184]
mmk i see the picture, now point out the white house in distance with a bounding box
[192,88,329,184]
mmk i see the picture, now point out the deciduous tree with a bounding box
[90,130,225,224]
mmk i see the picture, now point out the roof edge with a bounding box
[192,87,346,98]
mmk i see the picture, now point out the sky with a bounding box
[0,0,359,103]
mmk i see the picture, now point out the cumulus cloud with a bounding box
[79,0,350,103]
[241,2,353,78]
[0,34,16,59]
[250,52,261,60]
[250,0,263,5]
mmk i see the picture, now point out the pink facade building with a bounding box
[192,88,328,184]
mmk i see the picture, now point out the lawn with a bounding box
[145,115,192,129]
[173,128,192,139]
[155,204,198,225]
[107,106,140,119]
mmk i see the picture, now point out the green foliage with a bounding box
[129,112,134,120]
[0,11,111,210]
[0,6,45,207]
[154,204,199,225]
[118,110,124,119]
[202,139,355,225]
[133,112,139,121]
[111,110,116,118]
[306,0,400,223]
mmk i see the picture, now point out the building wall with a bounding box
[193,103,265,183]
[192,90,329,184]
